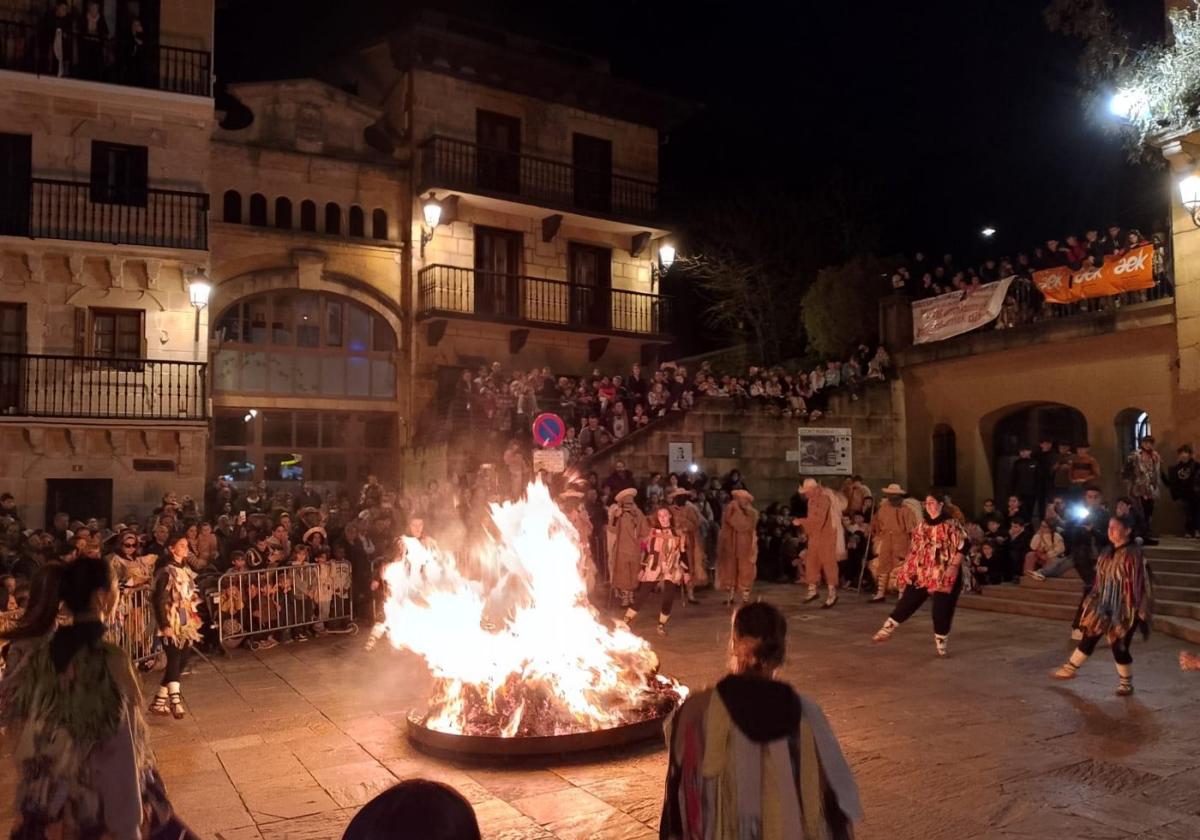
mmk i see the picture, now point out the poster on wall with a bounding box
[795,427,853,475]
[668,441,693,476]
[532,448,567,474]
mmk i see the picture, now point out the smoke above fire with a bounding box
[379,480,685,737]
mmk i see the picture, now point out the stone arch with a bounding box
[1114,407,1152,461]
[982,401,1088,508]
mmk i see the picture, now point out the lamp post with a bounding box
[188,277,211,344]
[651,242,675,293]
[1179,174,1200,228]
[420,192,442,258]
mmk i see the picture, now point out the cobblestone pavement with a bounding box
[4,582,1200,839]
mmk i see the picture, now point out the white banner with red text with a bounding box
[911,277,1013,345]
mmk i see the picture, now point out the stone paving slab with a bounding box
[4,581,1200,838]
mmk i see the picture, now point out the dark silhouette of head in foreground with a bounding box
[342,779,481,840]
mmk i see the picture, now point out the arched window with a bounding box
[371,208,388,240]
[1115,408,1152,457]
[324,202,341,235]
[300,200,316,232]
[932,424,957,488]
[249,193,267,227]
[274,197,293,230]
[222,190,242,224]
[349,205,365,237]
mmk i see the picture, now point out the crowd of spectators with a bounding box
[443,345,892,462]
[4,1,158,87]
[889,224,1172,329]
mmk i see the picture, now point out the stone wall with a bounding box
[585,383,904,506]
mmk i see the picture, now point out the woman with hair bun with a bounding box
[0,555,195,838]
[659,601,861,840]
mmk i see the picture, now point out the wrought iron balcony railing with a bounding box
[0,18,211,97]
[418,135,659,222]
[417,264,671,336]
[0,353,208,421]
[0,177,209,250]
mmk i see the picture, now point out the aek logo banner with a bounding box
[1032,243,1156,304]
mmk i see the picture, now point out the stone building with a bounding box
[0,0,214,527]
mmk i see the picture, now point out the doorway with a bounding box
[476,110,520,194]
[0,133,32,238]
[573,133,612,213]
[45,478,114,529]
[474,226,522,318]
[990,403,1087,504]
[567,243,612,329]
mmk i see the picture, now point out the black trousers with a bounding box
[1138,498,1155,528]
[632,580,678,617]
[1183,496,1200,535]
[1078,628,1136,665]
[162,639,190,686]
[890,574,962,635]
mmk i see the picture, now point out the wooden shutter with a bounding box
[74,307,87,356]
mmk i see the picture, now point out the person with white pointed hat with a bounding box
[868,483,919,603]
[793,479,843,608]
[717,488,758,604]
[608,487,647,607]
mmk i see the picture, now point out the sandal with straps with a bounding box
[169,692,187,720]
[149,694,170,716]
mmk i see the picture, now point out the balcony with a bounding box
[0,19,211,97]
[0,353,208,421]
[417,264,671,337]
[0,177,209,250]
[418,135,658,225]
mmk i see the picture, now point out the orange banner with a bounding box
[1032,243,1155,304]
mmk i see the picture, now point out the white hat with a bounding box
[881,483,906,496]
[615,487,638,503]
[801,478,820,492]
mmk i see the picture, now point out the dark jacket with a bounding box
[1010,456,1040,497]
[1165,460,1200,501]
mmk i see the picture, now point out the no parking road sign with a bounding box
[531,412,566,448]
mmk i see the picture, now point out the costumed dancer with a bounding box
[623,506,686,635]
[559,488,595,593]
[670,488,707,603]
[717,488,759,605]
[868,483,919,603]
[660,601,862,839]
[608,487,648,608]
[872,491,972,657]
[794,478,845,608]
[0,557,196,838]
[150,535,204,719]
[1052,514,1153,695]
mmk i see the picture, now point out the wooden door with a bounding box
[573,134,612,213]
[0,133,32,237]
[474,227,523,318]
[476,110,521,194]
[568,243,612,329]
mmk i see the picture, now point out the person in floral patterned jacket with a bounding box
[1122,435,1161,538]
[871,491,973,657]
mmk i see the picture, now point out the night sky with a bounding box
[218,0,1167,267]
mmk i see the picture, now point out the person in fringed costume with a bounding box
[149,535,204,719]
[871,491,973,657]
[717,489,758,605]
[794,479,846,608]
[660,601,861,840]
[1053,513,1153,695]
[623,506,687,636]
[559,489,595,594]
[0,557,196,839]
[609,487,648,607]
[670,488,708,602]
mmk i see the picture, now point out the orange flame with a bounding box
[380,480,686,736]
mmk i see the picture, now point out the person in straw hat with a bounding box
[793,479,844,608]
[717,489,759,605]
[868,483,920,603]
[669,488,707,603]
[559,489,595,593]
[608,487,648,608]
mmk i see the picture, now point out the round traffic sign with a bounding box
[532,412,566,448]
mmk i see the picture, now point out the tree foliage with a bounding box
[800,254,894,359]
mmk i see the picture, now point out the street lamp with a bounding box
[980,226,996,239]
[651,241,676,294]
[188,277,211,343]
[420,192,442,257]
[1109,87,1146,120]
[1179,174,1200,228]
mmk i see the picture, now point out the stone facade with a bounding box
[0,0,214,527]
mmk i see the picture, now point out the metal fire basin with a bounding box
[405,708,673,759]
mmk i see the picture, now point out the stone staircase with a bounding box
[959,538,1200,644]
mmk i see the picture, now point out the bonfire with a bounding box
[379,480,686,737]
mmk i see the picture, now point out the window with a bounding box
[349,205,365,237]
[300,200,316,232]
[91,309,143,359]
[90,141,148,206]
[572,133,613,212]
[932,424,957,488]
[249,193,267,226]
[222,190,242,223]
[567,242,612,328]
[1,134,32,237]
[0,303,25,354]
[325,202,341,235]
[372,209,388,240]
[275,197,292,229]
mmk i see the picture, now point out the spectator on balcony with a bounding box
[117,11,151,88]
[77,1,109,81]
[41,1,76,78]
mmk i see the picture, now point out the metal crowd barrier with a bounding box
[216,561,355,645]
[108,584,158,667]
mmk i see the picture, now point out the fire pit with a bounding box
[375,481,689,757]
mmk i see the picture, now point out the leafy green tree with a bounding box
[801,254,895,359]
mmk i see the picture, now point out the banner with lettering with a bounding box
[1032,244,1155,304]
[911,277,1013,345]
